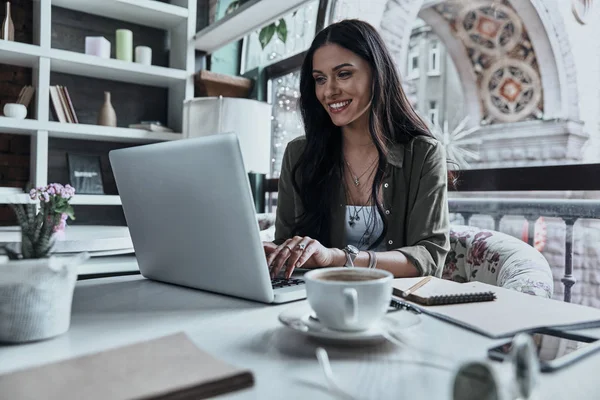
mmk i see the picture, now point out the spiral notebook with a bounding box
[392,276,496,306]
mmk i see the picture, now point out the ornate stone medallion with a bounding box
[482,59,542,123]
[455,0,523,55]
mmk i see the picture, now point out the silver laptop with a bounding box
[109,133,306,304]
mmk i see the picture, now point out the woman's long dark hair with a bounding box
[291,19,434,248]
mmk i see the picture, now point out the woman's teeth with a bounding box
[329,100,351,112]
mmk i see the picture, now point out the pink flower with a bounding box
[29,188,37,200]
[42,192,50,203]
[60,184,75,199]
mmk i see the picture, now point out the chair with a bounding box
[443,225,553,298]
[256,215,554,298]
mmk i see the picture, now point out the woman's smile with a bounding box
[328,99,352,114]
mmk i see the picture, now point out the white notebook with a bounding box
[393,278,600,338]
[393,276,496,306]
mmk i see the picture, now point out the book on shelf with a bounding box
[16,85,35,108]
[128,121,174,132]
[49,85,78,124]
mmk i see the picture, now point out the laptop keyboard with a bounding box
[271,278,305,289]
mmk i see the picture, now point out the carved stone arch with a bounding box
[331,0,581,122]
[524,0,580,120]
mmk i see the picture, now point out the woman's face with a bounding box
[312,43,373,127]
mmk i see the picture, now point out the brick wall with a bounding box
[1,1,33,225]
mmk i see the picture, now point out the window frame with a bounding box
[408,49,420,79]
[427,40,440,76]
[428,100,439,125]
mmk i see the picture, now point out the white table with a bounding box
[1,275,599,399]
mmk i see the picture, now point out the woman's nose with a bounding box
[324,80,339,98]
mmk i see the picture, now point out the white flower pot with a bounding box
[0,252,89,343]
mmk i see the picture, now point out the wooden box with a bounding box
[194,70,254,98]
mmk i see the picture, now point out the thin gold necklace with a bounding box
[344,156,378,187]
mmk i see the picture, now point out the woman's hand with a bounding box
[263,236,340,279]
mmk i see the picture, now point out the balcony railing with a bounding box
[449,198,600,303]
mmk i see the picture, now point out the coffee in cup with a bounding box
[304,267,393,332]
[314,271,380,282]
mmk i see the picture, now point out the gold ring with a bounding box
[284,245,293,252]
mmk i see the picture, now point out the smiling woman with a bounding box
[312,49,373,127]
[263,19,450,281]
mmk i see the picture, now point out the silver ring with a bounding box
[298,243,306,250]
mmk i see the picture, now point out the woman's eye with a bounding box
[314,76,326,85]
[338,71,351,79]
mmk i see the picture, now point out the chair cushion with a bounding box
[443,225,553,298]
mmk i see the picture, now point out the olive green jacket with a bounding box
[274,135,450,277]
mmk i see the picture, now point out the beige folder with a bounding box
[0,332,254,399]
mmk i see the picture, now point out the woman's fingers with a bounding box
[270,237,303,278]
[285,239,316,279]
[285,237,312,275]
[263,241,277,255]
[266,238,291,266]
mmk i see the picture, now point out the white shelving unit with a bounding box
[0,41,43,67]
[0,117,181,142]
[1,0,314,274]
[0,0,197,205]
[1,0,310,206]
[49,48,188,87]
[194,0,311,54]
[52,0,189,30]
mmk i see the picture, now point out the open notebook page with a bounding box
[393,278,600,338]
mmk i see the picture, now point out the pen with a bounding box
[401,276,432,298]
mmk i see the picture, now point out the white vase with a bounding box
[0,252,89,343]
[3,103,27,119]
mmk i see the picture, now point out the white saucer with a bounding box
[278,306,421,345]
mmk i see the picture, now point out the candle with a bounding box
[85,36,111,58]
[116,29,133,62]
[135,46,152,65]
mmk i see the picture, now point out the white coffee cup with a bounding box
[304,267,393,332]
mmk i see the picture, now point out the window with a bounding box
[428,40,440,75]
[270,71,303,177]
[408,50,420,79]
[428,100,439,125]
[240,0,319,74]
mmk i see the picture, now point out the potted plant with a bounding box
[0,183,89,343]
